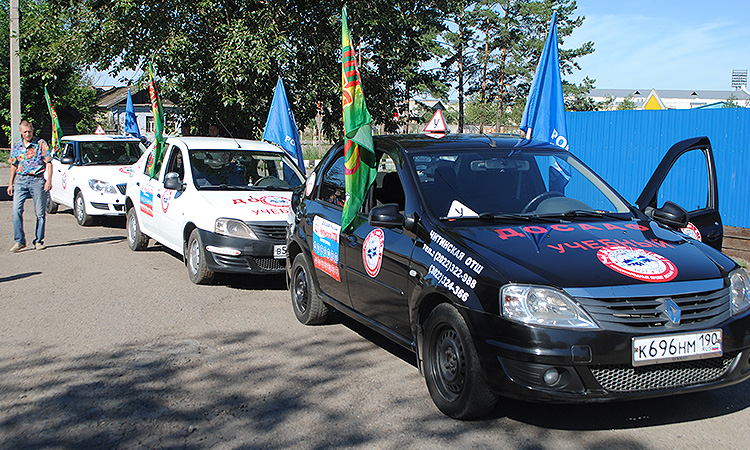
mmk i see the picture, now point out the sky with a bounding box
[564,0,750,90]
[91,1,750,92]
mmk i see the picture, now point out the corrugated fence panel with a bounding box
[566,108,750,228]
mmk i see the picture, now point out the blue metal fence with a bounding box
[565,108,750,228]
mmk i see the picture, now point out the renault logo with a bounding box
[660,298,682,325]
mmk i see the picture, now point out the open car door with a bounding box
[636,136,722,251]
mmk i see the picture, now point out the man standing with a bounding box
[7,119,52,252]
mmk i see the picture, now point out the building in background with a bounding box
[96,87,179,140]
[589,88,750,110]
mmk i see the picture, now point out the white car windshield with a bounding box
[189,150,304,190]
[79,141,142,165]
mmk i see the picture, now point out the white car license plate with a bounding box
[632,329,722,367]
[274,244,287,259]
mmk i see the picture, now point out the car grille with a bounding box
[117,184,127,195]
[255,257,285,271]
[246,222,287,243]
[591,352,738,393]
[575,287,730,331]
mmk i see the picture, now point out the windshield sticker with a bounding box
[140,186,154,217]
[305,172,316,197]
[447,200,478,219]
[312,216,341,282]
[597,246,678,282]
[161,189,172,213]
[363,229,385,277]
[680,222,702,241]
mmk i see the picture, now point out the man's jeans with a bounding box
[12,175,47,246]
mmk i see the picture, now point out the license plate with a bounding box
[274,244,287,259]
[632,329,722,367]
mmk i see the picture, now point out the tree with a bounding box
[723,93,742,108]
[53,0,446,140]
[1,0,97,146]
[617,94,636,110]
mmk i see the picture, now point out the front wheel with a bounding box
[423,304,497,420]
[186,229,215,285]
[290,254,329,325]
[126,208,149,251]
[74,191,93,226]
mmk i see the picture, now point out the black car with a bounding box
[286,133,750,419]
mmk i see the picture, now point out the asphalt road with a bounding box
[1,166,749,449]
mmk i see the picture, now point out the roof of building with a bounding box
[589,88,750,100]
[96,86,176,109]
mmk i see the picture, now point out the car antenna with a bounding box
[481,132,497,148]
[216,118,242,148]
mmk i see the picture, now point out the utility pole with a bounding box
[10,0,21,145]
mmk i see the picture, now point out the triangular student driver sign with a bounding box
[424,109,448,138]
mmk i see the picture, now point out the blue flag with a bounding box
[520,12,571,193]
[124,88,141,138]
[263,78,305,175]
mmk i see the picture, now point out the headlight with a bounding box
[729,269,750,316]
[215,218,257,239]
[88,179,117,194]
[500,285,599,329]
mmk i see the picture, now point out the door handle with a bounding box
[156,193,161,199]
[706,229,721,241]
[347,236,357,247]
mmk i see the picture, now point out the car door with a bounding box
[341,150,413,339]
[132,149,160,236]
[50,141,76,207]
[636,136,722,250]
[301,150,352,305]
[154,144,187,253]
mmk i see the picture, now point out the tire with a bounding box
[290,254,329,325]
[46,194,58,214]
[74,191,93,226]
[126,208,149,251]
[186,228,215,285]
[423,304,498,420]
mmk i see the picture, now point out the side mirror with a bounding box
[369,203,404,228]
[647,200,688,229]
[61,156,75,165]
[164,172,184,191]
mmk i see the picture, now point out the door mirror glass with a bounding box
[648,200,688,229]
[61,156,75,165]
[164,172,184,191]
[369,203,404,228]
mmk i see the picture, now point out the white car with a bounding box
[125,136,305,284]
[48,134,144,225]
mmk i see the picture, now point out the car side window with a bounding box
[165,146,184,180]
[657,149,710,211]
[319,153,346,207]
[60,142,74,161]
[374,153,405,212]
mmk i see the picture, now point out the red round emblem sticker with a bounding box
[597,246,678,282]
[362,229,385,278]
[680,222,702,241]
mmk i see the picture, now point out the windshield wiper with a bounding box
[439,213,558,223]
[537,209,632,221]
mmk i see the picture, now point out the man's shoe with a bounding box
[35,242,45,250]
[9,242,25,253]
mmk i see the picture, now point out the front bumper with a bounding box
[198,228,286,275]
[85,187,128,216]
[464,307,750,402]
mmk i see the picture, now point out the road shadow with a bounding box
[49,208,126,229]
[0,272,42,283]
[45,236,126,249]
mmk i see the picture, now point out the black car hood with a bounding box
[438,219,726,288]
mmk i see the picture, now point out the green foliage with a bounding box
[617,94,637,110]
[0,0,98,146]
[723,93,742,108]
[55,0,446,140]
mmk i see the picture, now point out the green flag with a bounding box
[44,86,63,156]
[341,6,376,232]
[147,63,166,179]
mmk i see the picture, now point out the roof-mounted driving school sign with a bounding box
[424,109,448,139]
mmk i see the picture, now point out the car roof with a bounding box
[61,134,141,142]
[374,133,567,154]
[166,136,286,153]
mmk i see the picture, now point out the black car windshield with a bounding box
[189,150,304,190]
[410,148,631,219]
[79,140,142,165]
